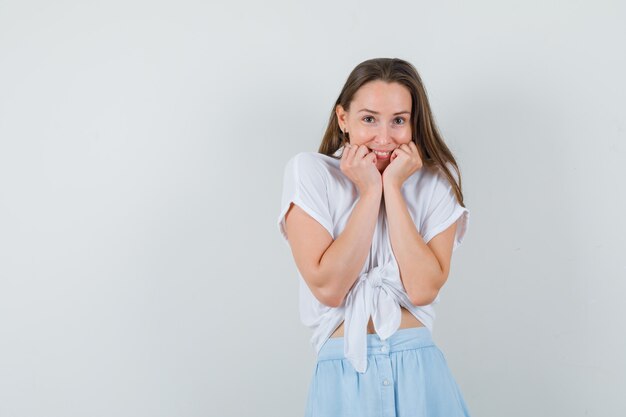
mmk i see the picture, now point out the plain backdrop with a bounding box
[1,1,625,416]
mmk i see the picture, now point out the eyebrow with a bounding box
[358,108,411,116]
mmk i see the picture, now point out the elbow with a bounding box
[409,286,439,307]
[408,269,446,306]
[322,297,343,309]
[318,287,345,308]
[307,267,347,308]
[311,285,345,308]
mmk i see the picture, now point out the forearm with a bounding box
[383,182,443,306]
[316,190,382,307]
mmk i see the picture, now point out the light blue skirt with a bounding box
[305,327,472,417]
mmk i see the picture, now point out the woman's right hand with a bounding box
[340,143,382,196]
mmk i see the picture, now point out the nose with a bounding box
[374,124,391,144]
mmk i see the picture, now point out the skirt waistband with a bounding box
[317,326,435,361]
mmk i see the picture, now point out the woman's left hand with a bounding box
[382,141,423,189]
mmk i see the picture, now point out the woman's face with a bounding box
[336,80,413,172]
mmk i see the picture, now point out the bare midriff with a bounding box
[330,306,424,338]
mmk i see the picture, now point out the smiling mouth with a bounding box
[372,150,392,160]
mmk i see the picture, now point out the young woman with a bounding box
[277,58,472,417]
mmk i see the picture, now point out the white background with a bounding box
[1,1,625,416]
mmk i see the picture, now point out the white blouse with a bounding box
[277,145,470,373]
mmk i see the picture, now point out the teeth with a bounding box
[373,150,391,156]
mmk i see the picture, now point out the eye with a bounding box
[394,117,406,125]
[362,116,375,123]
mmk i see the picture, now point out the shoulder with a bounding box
[404,163,440,191]
[402,162,458,208]
[285,151,340,178]
[412,162,458,189]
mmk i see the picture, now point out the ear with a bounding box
[335,104,348,130]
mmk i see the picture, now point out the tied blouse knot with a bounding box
[344,260,414,373]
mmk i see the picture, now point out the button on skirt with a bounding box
[304,327,472,417]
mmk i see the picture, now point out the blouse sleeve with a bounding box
[420,166,470,252]
[277,153,334,242]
